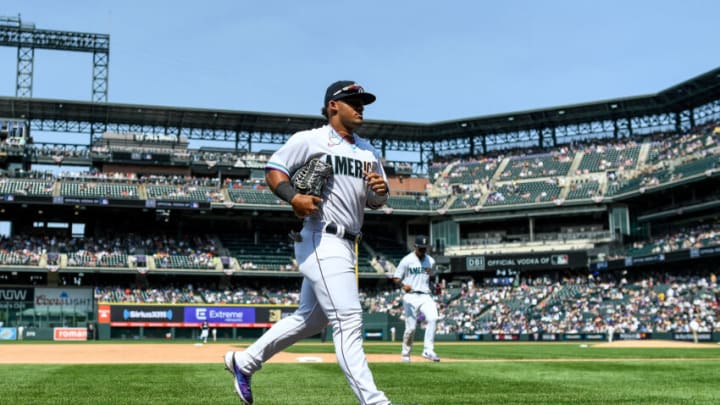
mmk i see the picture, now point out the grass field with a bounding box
[1,342,719,404]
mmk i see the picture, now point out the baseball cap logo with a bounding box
[332,84,365,97]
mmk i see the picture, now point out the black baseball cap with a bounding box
[324,80,376,106]
[415,235,430,248]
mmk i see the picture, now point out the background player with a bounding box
[392,235,440,362]
[199,320,209,344]
[224,80,394,405]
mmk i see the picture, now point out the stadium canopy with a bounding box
[0,66,718,145]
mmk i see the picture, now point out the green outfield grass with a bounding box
[290,341,720,360]
[1,342,719,404]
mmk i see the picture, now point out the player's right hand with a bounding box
[291,194,321,218]
[364,172,388,196]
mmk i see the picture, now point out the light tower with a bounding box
[0,14,110,102]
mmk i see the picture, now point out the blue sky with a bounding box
[2,0,719,124]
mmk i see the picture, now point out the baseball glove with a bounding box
[290,158,333,197]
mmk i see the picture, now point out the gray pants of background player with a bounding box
[234,228,390,405]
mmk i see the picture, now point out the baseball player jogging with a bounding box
[199,320,209,344]
[392,235,441,363]
[224,81,398,405]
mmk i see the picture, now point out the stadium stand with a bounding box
[2,59,720,346]
[219,232,295,272]
[363,235,409,269]
[0,178,54,196]
[228,188,284,205]
[387,195,431,210]
[484,180,562,206]
[445,159,500,185]
[500,151,574,180]
[61,181,139,200]
[84,268,719,335]
[566,178,602,200]
[576,142,641,173]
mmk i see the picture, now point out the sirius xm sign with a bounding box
[110,306,181,322]
[123,309,173,321]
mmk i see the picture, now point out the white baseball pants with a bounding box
[235,228,389,405]
[401,292,439,356]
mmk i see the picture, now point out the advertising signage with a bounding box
[184,307,255,325]
[256,307,297,323]
[109,305,184,326]
[34,288,93,312]
[456,251,587,272]
[104,304,296,328]
[54,327,87,341]
[673,332,713,342]
[590,246,720,272]
[625,254,665,266]
[1,194,52,204]
[690,246,720,258]
[0,287,33,310]
[145,200,210,210]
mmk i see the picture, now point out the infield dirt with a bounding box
[0,340,716,364]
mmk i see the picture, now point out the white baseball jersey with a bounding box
[243,124,391,404]
[394,251,435,293]
[266,125,387,234]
